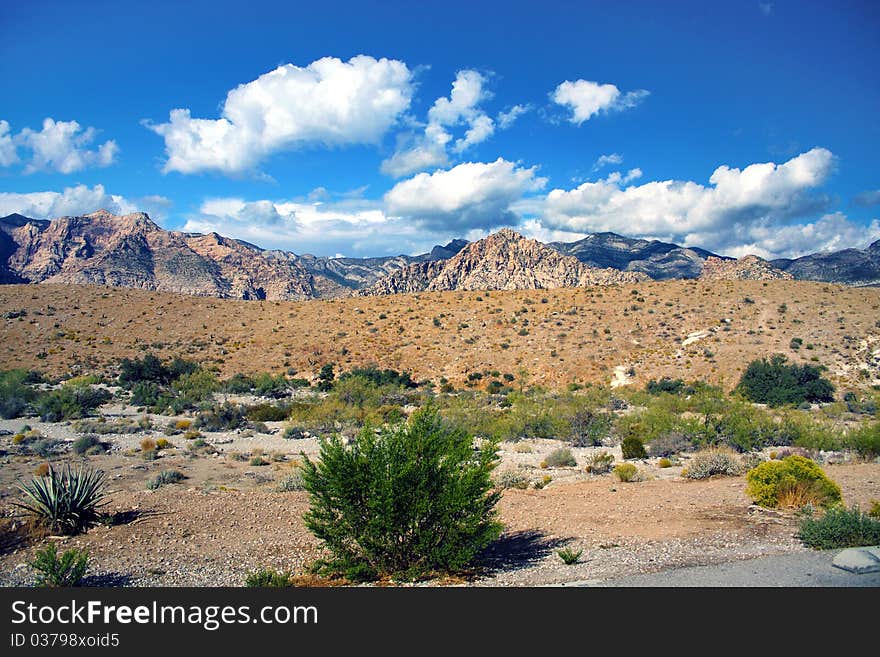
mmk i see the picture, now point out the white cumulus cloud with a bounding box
[147,55,415,175]
[385,158,546,231]
[538,147,855,257]
[551,79,649,124]
[0,184,171,222]
[0,118,118,174]
[0,121,19,167]
[381,70,525,178]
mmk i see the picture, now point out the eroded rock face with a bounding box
[772,239,880,286]
[699,254,794,281]
[1,210,318,300]
[362,228,649,295]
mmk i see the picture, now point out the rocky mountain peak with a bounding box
[699,254,793,281]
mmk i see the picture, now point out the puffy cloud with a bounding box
[379,141,447,178]
[0,118,118,174]
[148,55,414,175]
[854,189,880,208]
[539,148,849,257]
[0,121,19,167]
[497,104,530,130]
[381,70,524,178]
[186,196,444,257]
[593,153,623,170]
[0,184,171,222]
[385,158,546,231]
[551,79,649,124]
[715,213,880,259]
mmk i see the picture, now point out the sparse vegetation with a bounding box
[586,451,614,474]
[683,448,742,480]
[544,447,576,468]
[245,568,291,587]
[557,547,583,564]
[147,469,186,490]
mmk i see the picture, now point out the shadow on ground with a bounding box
[81,572,135,587]
[477,530,568,575]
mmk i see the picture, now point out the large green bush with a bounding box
[736,354,834,407]
[745,455,841,508]
[302,405,502,581]
[36,383,111,422]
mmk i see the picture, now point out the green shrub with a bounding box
[146,469,186,490]
[302,405,502,581]
[37,383,111,422]
[846,423,880,459]
[118,353,198,387]
[645,377,685,395]
[798,506,880,549]
[683,448,742,480]
[544,447,576,468]
[14,464,107,534]
[246,403,291,422]
[0,369,40,419]
[245,568,291,587]
[586,451,614,474]
[72,434,108,455]
[614,463,639,482]
[337,365,416,389]
[658,457,673,468]
[557,547,583,565]
[745,455,842,509]
[194,402,246,431]
[29,543,88,587]
[621,436,647,460]
[736,354,835,407]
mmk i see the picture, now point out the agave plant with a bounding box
[14,463,107,534]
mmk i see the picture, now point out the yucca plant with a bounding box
[14,463,107,534]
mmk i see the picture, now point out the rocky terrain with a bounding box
[363,229,650,295]
[773,239,880,287]
[5,210,879,304]
[699,255,793,281]
[549,232,722,280]
[2,279,878,391]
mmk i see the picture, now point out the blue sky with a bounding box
[1,0,878,258]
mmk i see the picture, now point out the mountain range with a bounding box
[1,209,878,300]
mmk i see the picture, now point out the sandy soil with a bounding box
[1,281,878,391]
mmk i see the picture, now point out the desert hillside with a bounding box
[1,280,878,391]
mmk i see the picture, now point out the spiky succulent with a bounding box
[14,463,107,534]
